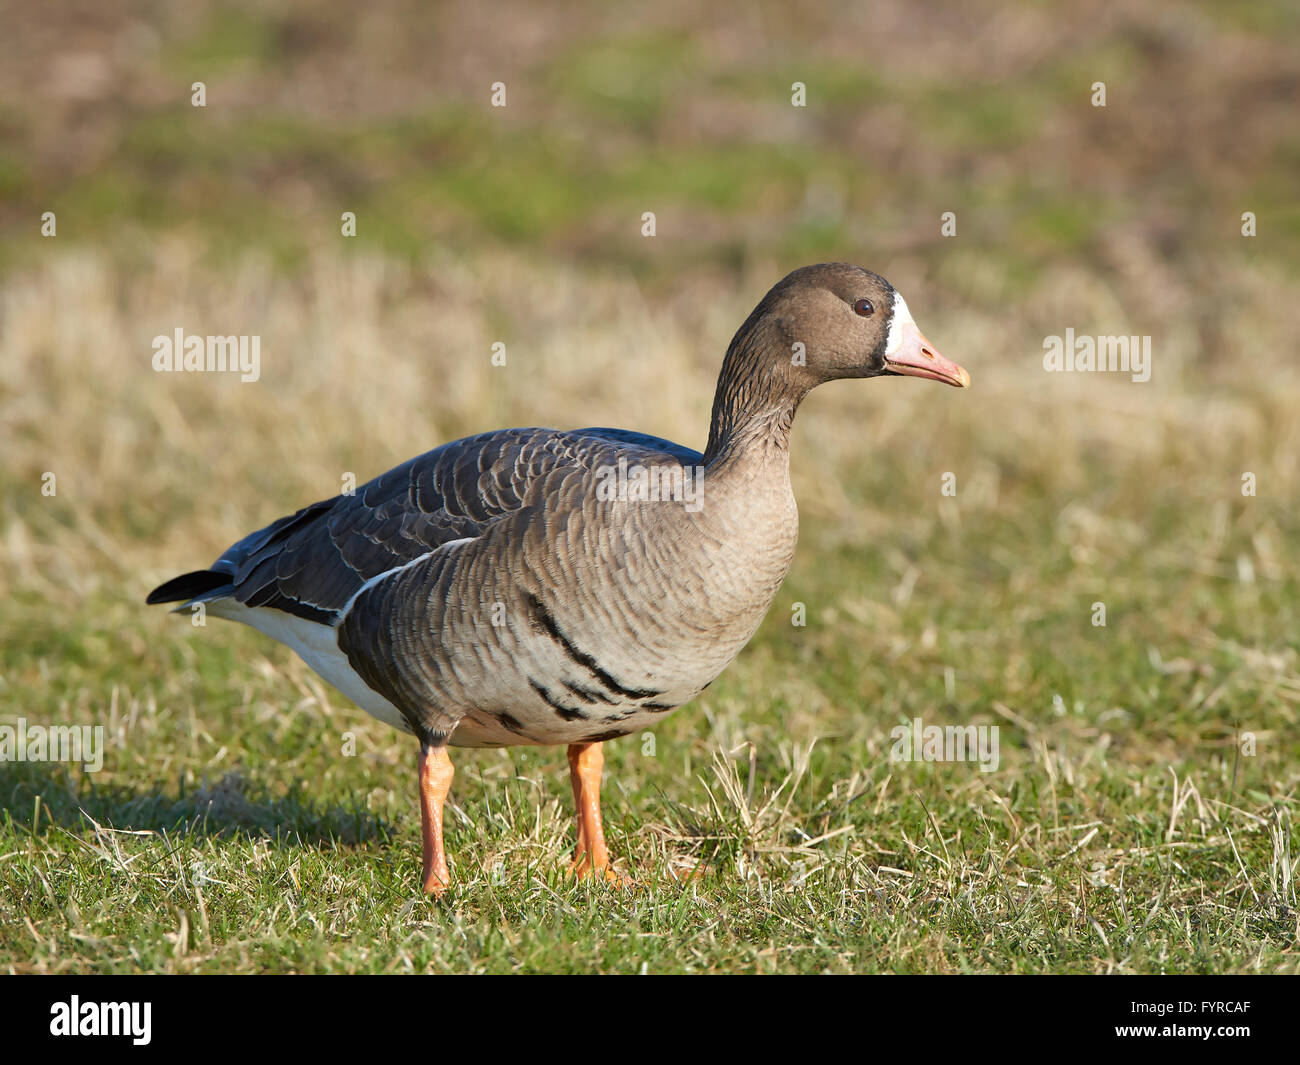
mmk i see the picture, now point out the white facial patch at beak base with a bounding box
[884,291,914,357]
[880,292,971,387]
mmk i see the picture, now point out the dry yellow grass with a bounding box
[6,243,1298,595]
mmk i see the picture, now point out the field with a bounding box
[1,0,1298,973]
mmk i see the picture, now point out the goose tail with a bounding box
[146,569,234,609]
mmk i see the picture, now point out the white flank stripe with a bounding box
[337,536,475,620]
[204,535,477,734]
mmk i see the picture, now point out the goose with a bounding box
[147,263,969,894]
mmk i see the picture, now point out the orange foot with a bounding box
[564,741,637,888]
[418,744,454,896]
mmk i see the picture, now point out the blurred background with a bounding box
[1,0,1298,971]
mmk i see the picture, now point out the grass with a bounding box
[3,2,1296,275]
[1,247,1297,973]
[1,0,1298,973]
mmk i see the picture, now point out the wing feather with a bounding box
[184,426,699,624]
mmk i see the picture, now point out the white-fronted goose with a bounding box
[148,263,970,893]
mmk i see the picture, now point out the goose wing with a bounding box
[147,426,701,624]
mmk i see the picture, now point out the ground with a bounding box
[0,0,1297,973]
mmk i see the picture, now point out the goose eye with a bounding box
[853,298,874,317]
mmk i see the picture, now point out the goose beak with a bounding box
[884,322,970,388]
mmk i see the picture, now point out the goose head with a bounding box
[736,262,970,390]
[705,263,969,463]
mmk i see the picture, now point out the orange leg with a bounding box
[568,741,626,882]
[418,744,455,895]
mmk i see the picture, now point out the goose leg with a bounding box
[418,743,455,895]
[567,741,616,880]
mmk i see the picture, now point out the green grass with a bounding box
[3,1,1295,279]
[2,0,1298,974]
[1,596,1295,971]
